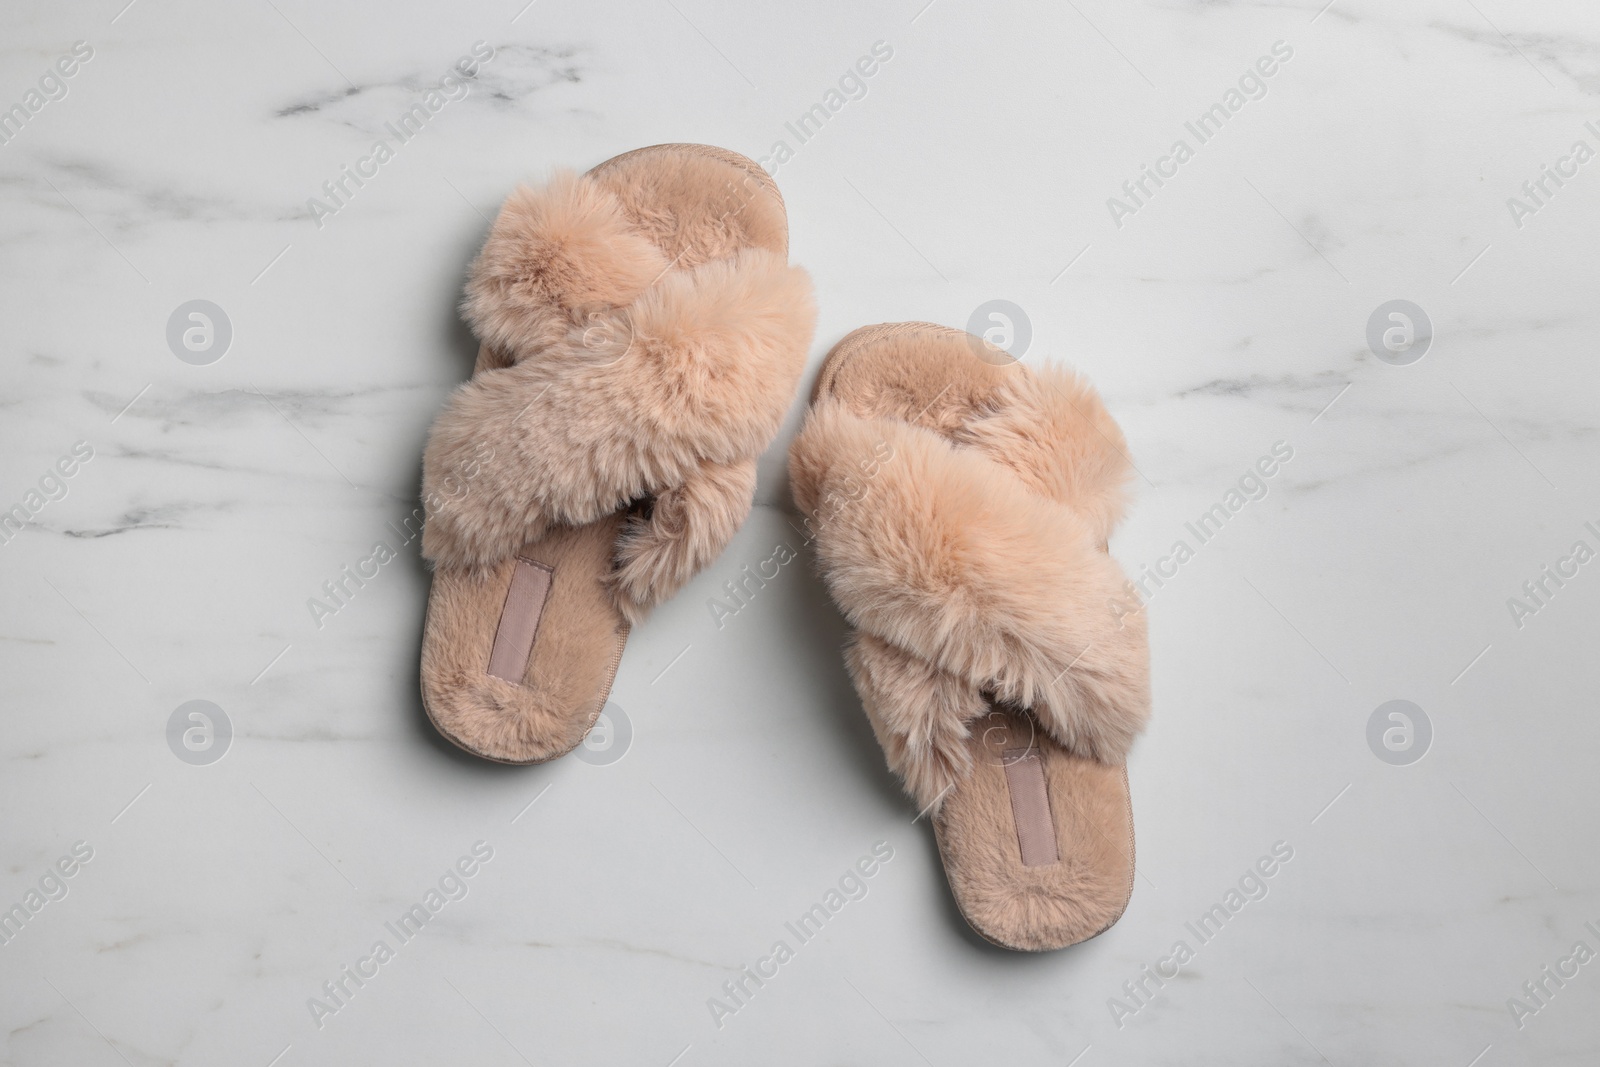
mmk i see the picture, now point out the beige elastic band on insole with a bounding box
[486,557,554,683]
[1002,748,1060,867]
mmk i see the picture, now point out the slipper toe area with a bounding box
[589,144,789,264]
[936,732,1135,951]
[420,516,628,764]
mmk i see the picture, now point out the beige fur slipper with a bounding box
[419,144,816,763]
[789,323,1150,950]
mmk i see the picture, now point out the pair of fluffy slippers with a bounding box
[418,144,1150,952]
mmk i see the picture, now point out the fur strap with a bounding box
[790,397,1150,809]
[955,365,1135,546]
[422,170,816,622]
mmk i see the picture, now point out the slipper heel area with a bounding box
[936,718,1134,951]
[421,514,628,764]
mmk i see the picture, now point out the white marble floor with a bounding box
[3,0,1600,1064]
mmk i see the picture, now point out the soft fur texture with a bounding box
[957,366,1133,547]
[934,710,1135,950]
[421,514,629,763]
[845,631,988,811]
[423,167,816,622]
[791,325,1147,950]
[459,169,670,363]
[588,146,789,267]
[789,327,1150,814]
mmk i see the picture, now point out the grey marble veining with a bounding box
[3,0,1600,1064]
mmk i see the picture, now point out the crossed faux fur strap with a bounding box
[421,169,816,622]
[791,397,1151,811]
